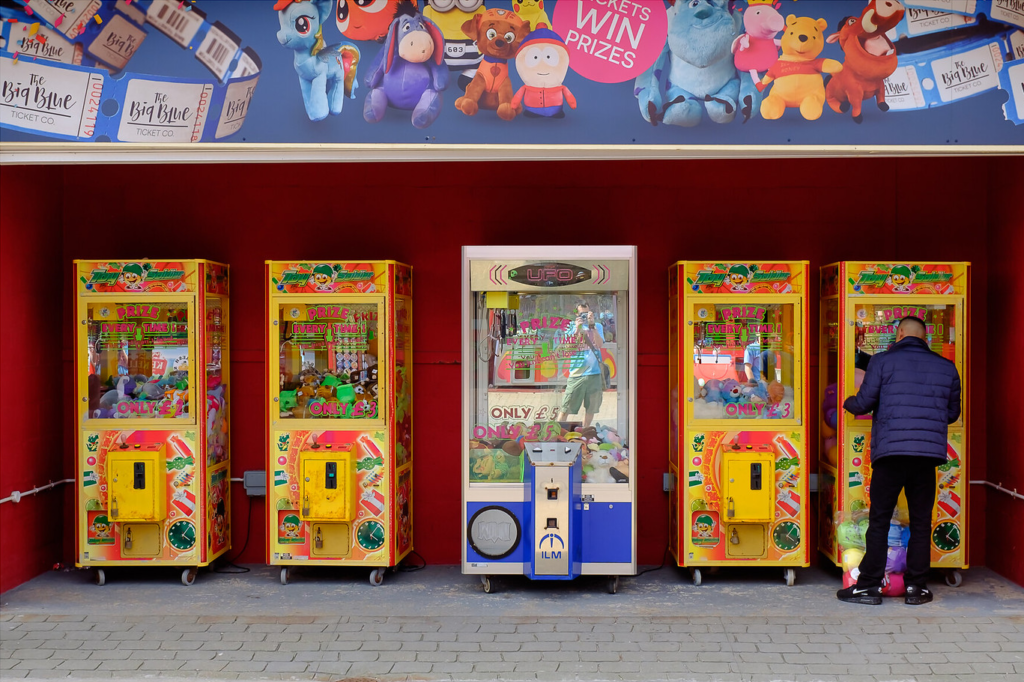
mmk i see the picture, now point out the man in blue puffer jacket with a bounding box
[837,316,961,606]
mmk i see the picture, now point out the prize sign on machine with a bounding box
[819,262,969,589]
[74,260,231,587]
[265,261,412,587]
[462,247,637,595]
[669,262,810,587]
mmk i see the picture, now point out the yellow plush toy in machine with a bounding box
[760,15,843,121]
[513,0,550,29]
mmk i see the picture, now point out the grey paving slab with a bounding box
[1,565,1023,682]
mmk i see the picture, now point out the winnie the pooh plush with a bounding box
[760,15,842,121]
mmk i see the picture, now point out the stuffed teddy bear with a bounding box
[759,15,843,120]
[721,379,743,404]
[585,449,618,484]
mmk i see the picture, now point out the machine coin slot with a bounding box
[546,518,558,529]
[750,463,762,490]
[325,462,337,490]
[547,488,558,500]
[133,462,146,490]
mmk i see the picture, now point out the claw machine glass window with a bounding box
[85,301,192,419]
[847,303,960,425]
[469,291,630,487]
[275,301,385,422]
[689,302,801,423]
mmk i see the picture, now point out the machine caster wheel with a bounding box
[280,568,290,586]
[784,568,796,587]
[481,575,494,594]
[945,570,963,588]
[607,576,620,594]
[181,568,197,586]
[369,569,385,587]
[95,569,106,586]
[691,568,702,586]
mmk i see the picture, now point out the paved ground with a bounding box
[2,564,1023,682]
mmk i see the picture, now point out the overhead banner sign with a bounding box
[1,0,1022,153]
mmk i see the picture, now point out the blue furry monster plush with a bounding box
[634,0,761,126]
[276,0,360,122]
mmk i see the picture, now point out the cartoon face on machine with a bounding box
[337,0,418,42]
[693,513,715,538]
[119,263,147,290]
[280,514,302,538]
[90,515,112,538]
[887,265,917,293]
[214,501,227,544]
[728,264,757,292]
[311,264,338,291]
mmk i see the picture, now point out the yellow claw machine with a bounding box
[669,262,810,586]
[819,262,970,588]
[74,260,231,586]
[266,261,413,586]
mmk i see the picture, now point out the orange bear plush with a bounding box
[760,15,843,121]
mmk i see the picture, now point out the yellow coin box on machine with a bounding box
[106,444,167,523]
[722,444,775,523]
[300,447,356,523]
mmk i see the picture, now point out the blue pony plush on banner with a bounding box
[363,3,449,129]
[275,0,360,122]
[634,0,761,127]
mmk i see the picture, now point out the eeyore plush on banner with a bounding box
[363,3,449,129]
[635,0,761,127]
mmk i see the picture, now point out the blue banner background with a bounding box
[2,0,1022,145]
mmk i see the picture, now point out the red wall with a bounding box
[0,167,68,594]
[0,156,1017,592]
[985,157,1024,586]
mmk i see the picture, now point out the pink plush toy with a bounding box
[881,572,905,596]
[732,1,784,85]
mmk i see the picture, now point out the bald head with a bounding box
[896,316,926,341]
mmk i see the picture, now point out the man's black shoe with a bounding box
[837,584,882,605]
[905,585,933,605]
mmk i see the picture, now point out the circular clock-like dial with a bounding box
[932,521,961,553]
[168,520,197,551]
[356,519,386,551]
[772,521,801,552]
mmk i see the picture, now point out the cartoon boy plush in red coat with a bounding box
[512,24,576,118]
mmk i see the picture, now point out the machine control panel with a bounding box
[107,444,167,523]
[300,447,356,522]
[529,442,582,576]
[722,444,775,523]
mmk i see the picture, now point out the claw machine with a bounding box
[266,261,413,586]
[819,262,969,587]
[462,246,637,595]
[74,260,231,586]
[669,262,810,587]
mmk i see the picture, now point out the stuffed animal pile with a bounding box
[91,369,190,419]
[468,421,629,484]
[280,363,379,419]
[837,509,909,597]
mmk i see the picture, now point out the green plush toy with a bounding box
[280,390,298,411]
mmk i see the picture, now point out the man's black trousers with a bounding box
[856,455,942,590]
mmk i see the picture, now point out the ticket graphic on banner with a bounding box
[1000,58,1024,123]
[0,0,260,142]
[887,8,979,39]
[883,33,1009,111]
[904,0,1024,28]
